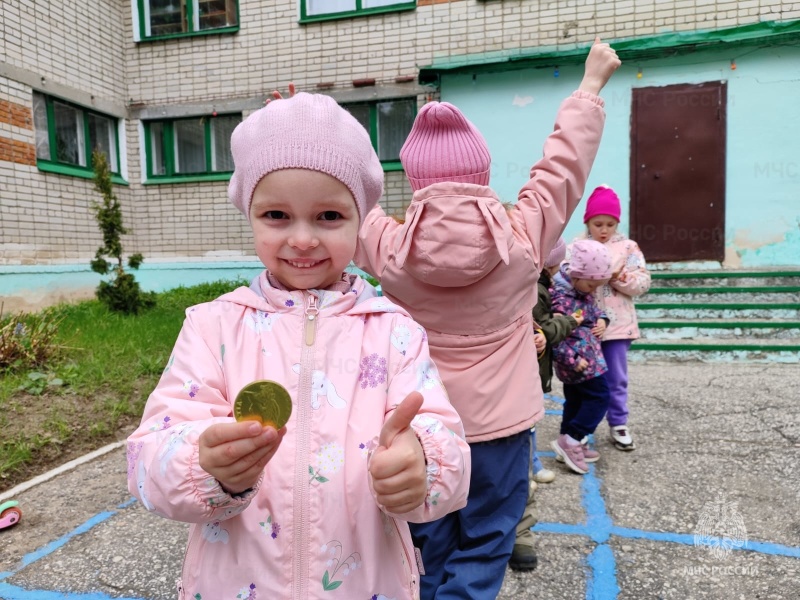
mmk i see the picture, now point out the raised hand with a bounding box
[369,391,427,514]
[266,82,296,104]
[579,37,621,95]
[199,421,286,494]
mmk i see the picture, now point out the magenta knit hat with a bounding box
[544,237,567,268]
[583,185,621,223]
[399,101,491,191]
[566,239,614,280]
[228,92,384,223]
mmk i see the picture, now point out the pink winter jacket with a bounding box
[570,232,651,340]
[126,273,470,600]
[355,90,606,442]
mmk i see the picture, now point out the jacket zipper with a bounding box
[392,517,419,599]
[293,293,318,600]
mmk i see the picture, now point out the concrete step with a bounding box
[629,337,800,363]
[636,302,800,320]
[650,270,800,288]
[638,319,800,340]
[639,287,800,304]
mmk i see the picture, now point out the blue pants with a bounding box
[601,339,632,426]
[410,430,530,600]
[561,374,610,441]
[531,427,544,474]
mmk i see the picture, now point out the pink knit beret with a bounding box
[544,237,567,268]
[566,239,614,280]
[583,185,621,223]
[399,101,491,191]
[228,92,384,223]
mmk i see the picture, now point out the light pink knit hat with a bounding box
[583,185,621,223]
[544,237,567,268]
[399,101,491,191]
[228,93,384,223]
[566,239,614,280]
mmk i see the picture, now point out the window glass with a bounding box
[306,0,354,16]
[150,122,167,175]
[195,0,238,30]
[174,119,206,173]
[53,101,86,166]
[32,92,50,160]
[363,0,406,7]
[344,104,370,134]
[88,114,118,170]
[377,99,415,162]
[210,115,238,172]
[146,0,186,36]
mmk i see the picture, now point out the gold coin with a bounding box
[233,380,292,429]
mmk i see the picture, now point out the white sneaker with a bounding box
[533,468,556,484]
[610,425,636,451]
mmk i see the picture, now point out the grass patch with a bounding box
[0,278,248,491]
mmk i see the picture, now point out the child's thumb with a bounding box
[594,36,601,45]
[378,392,423,448]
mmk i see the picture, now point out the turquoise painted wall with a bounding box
[440,44,800,267]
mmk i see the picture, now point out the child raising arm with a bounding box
[354,38,620,600]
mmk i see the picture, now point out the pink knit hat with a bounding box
[544,237,566,268]
[566,239,614,280]
[583,185,621,223]
[399,101,491,191]
[228,93,384,223]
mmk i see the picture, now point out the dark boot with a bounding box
[509,543,538,571]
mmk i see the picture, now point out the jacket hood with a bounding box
[217,271,409,318]
[394,183,512,288]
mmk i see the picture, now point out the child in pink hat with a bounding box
[355,39,621,595]
[127,92,471,599]
[549,239,614,474]
[574,184,651,451]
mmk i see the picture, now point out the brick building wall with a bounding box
[2,0,798,266]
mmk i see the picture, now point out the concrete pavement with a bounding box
[1,362,799,599]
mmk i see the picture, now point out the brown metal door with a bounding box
[630,82,726,262]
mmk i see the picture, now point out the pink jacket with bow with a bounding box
[127,273,470,599]
[355,90,606,442]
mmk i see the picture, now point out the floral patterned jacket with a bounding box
[127,272,470,600]
[550,267,609,384]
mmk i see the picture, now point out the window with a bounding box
[136,0,238,40]
[144,113,240,181]
[32,92,123,180]
[343,98,416,169]
[300,0,415,23]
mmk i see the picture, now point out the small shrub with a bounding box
[90,150,155,314]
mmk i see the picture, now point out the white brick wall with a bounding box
[1,0,798,264]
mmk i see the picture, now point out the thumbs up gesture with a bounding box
[579,37,621,95]
[369,391,428,514]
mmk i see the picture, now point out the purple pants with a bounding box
[601,339,632,427]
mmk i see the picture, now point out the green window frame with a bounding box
[143,113,241,183]
[135,0,239,41]
[342,98,417,171]
[299,0,415,24]
[32,92,125,183]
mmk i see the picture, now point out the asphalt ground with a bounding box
[1,361,799,599]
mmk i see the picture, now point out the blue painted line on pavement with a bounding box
[0,582,142,600]
[17,511,116,571]
[586,544,621,600]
